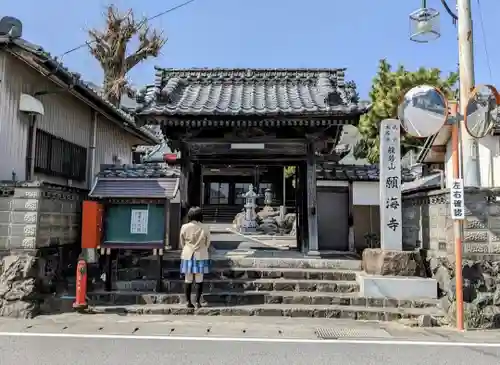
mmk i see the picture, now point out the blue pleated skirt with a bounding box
[180,257,210,274]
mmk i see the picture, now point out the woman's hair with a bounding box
[187,206,203,223]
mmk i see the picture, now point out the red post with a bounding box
[450,102,464,331]
[73,258,88,310]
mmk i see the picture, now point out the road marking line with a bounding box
[0,331,499,347]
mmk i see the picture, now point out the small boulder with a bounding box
[257,206,279,220]
[282,213,296,233]
[289,219,297,236]
[361,248,426,277]
[233,212,246,230]
[0,254,41,318]
[417,314,435,327]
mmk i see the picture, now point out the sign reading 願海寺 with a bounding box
[450,178,465,220]
[379,119,402,251]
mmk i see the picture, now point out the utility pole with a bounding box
[457,0,478,187]
[453,0,476,331]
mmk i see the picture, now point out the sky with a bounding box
[1,0,499,99]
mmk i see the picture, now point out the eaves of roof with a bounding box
[0,36,160,145]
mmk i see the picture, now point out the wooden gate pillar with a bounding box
[306,140,319,256]
[179,142,191,222]
[188,162,202,208]
[297,161,308,253]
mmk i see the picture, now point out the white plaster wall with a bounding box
[445,138,453,188]
[352,181,379,205]
[316,181,379,205]
[317,181,348,187]
[444,135,500,188]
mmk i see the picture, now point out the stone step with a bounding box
[118,255,362,270]
[116,267,359,281]
[107,278,360,293]
[90,303,445,322]
[85,290,440,309]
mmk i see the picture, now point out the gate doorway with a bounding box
[133,68,369,254]
[192,157,304,251]
[201,164,295,224]
[317,187,349,251]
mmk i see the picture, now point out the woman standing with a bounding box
[179,206,211,309]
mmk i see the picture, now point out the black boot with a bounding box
[184,282,194,308]
[195,282,204,309]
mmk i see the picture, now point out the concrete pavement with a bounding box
[402,105,446,137]
[1,328,500,365]
[1,313,500,343]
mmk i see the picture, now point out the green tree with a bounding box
[353,59,458,163]
[284,166,296,179]
[87,5,166,106]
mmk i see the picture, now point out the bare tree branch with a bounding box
[126,26,167,71]
[86,5,167,106]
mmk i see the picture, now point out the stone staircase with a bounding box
[76,256,444,322]
[203,205,242,223]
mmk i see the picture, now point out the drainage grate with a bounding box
[314,327,392,339]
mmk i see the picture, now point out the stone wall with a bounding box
[403,187,500,256]
[0,181,86,318]
[403,187,500,328]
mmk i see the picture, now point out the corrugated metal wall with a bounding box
[93,114,140,178]
[0,51,143,189]
[0,52,30,182]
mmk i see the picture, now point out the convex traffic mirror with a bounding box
[464,84,500,139]
[397,85,449,137]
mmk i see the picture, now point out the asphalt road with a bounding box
[401,105,446,137]
[1,335,499,365]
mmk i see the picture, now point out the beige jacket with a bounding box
[180,221,211,260]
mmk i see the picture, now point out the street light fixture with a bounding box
[410,0,458,44]
[409,4,441,43]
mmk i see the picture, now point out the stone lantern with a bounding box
[264,187,273,207]
[239,184,260,233]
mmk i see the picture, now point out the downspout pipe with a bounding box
[87,110,97,190]
[84,109,99,267]
[25,114,37,181]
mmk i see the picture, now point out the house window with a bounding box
[34,130,87,181]
[258,183,273,204]
[235,183,252,205]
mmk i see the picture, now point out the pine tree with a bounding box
[353,59,458,163]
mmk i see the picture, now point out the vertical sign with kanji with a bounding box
[450,179,465,220]
[379,119,402,250]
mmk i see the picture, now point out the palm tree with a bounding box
[87,5,167,106]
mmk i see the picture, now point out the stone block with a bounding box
[361,248,426,277]
[0,254,41,318]
[358,273,438,300]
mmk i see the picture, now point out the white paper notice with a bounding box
[379,119,402,251]
[130,209,149,234]
[450,178,465,220]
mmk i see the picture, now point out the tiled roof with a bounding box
[90,178,179,199]
[316,163,416,182]
[401,172,443,193]
[97,163,180,178]
[135,68,370,119]
[91,163,180,199]
[0,37,160,145]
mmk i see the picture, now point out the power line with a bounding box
[57,0,197,59]
[476,0,493,81]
